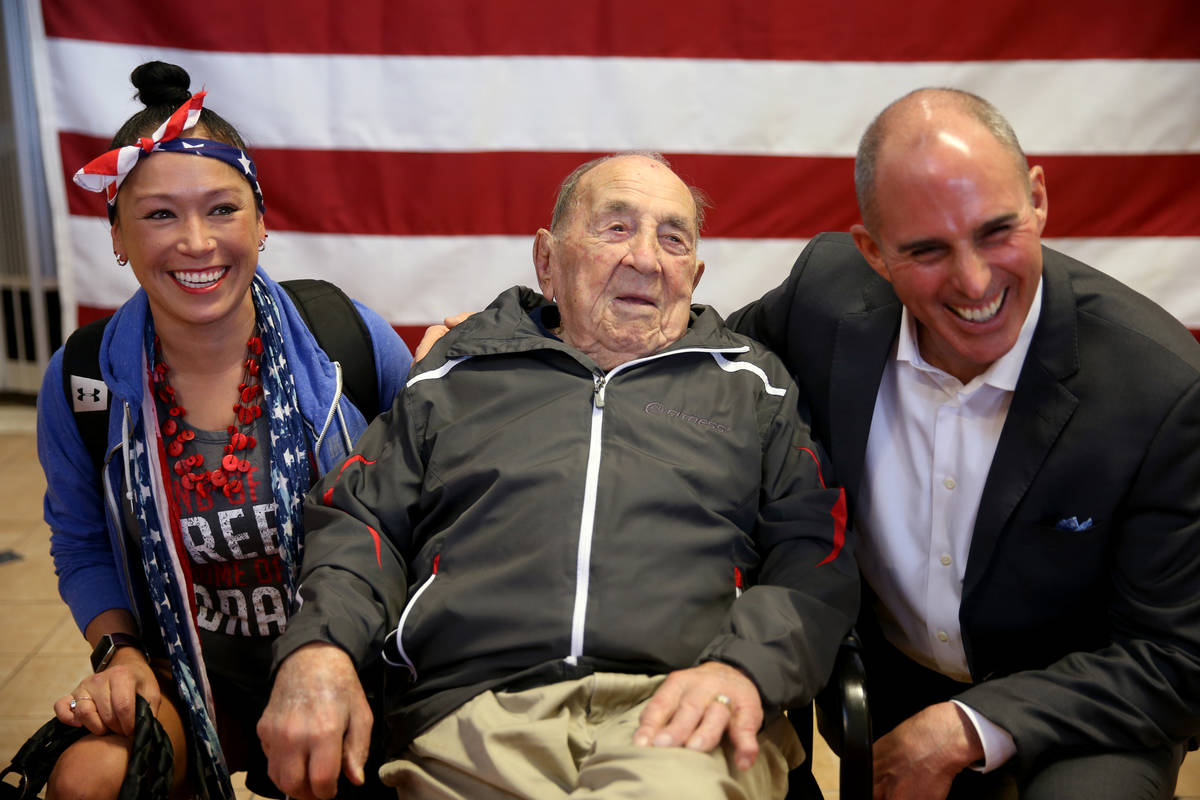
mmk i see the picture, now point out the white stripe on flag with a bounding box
[1044,237,1200,329]
[47,39,1200,155]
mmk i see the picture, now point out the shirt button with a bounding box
[937,630,950,643]
[940,554,952,566]
[943,477,957,490]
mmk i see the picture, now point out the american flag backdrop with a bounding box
[27,0,1200,351]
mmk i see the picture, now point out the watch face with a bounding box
[90,633,142,672]
[90,635,115,672]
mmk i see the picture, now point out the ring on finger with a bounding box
[713,693,732,707]
[69,695,93,711]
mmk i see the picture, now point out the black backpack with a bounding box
[61,279,379,474]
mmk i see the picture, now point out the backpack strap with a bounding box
[62,315,115,475]
[280,279,379,420]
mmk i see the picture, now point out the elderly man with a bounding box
[258,153,859,799]
[729,88,1200,799]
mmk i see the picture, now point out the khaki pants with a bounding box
[381,673,804,799]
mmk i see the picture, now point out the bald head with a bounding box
[855,88,1030,231]
[550,151,710,239]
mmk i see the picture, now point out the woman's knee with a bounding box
[45,734,130,800]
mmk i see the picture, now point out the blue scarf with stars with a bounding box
[127,275,309,798]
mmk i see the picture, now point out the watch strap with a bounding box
[90,632,145,672]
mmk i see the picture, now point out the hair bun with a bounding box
[130,61,192,108]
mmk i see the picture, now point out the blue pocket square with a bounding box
[1055,516,1093,532]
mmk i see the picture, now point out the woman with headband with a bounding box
[36,61,410,799]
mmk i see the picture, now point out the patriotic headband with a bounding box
[73,91,265,220]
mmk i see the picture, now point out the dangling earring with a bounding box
[258,232,268,252]
[115,252,128,266]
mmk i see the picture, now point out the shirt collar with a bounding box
[895,277,1044,393]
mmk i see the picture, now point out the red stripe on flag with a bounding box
[1035,155,1200,239]
[41,0,1200,60]
[60,134,1200,239]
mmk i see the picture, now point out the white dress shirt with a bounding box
[855,279,1043,770]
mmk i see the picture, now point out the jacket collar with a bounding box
[99,289,151,410]
[439,285,743,365]
[827,276,902,510]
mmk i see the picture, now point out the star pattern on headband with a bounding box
[72,92,265,214]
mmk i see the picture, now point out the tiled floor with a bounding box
[0,401,1196,798]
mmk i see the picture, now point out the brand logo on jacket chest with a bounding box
[644,401,729,433]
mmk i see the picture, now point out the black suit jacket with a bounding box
[729,232,1200,775]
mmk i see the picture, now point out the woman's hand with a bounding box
[54,647,161,737]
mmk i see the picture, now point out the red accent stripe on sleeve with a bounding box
[796,446,847,565]
[318,454,383,567]
[367,525,383,569]
[795,446,828,489]
[816,488,848,567]
[321,454,378,505]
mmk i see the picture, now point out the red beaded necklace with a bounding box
[152,329,265,500]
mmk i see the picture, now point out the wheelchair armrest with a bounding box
[815,629,872,800]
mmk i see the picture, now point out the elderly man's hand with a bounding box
[872,702,983,800]
[257,643,373,800]
[634,661,763,771]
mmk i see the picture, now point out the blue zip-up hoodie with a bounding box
[37,267,411,635]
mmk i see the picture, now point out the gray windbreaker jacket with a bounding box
[276,286,860,749]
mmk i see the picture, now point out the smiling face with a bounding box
[851,112,1048,383]
[533,155,705,370]
[111,149,264,336]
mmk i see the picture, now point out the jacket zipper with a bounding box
[562,345,748,665]
[563,376,606,665]
[387,553,441,681]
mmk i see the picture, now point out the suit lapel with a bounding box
[964,251,1081,599]
[829,282,901,508]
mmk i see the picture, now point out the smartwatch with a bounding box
[90,632,145,672]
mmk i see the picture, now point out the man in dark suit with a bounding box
[729,88,1200,799]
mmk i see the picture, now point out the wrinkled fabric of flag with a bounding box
[30,0,1200,351]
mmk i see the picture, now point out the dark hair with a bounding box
[108,61,248,150]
